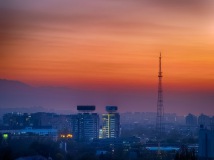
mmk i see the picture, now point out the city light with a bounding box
[66,134,73,138]
[60,134,73,139]
[3,133,8,139]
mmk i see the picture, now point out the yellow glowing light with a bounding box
[60,134,72,138]
[66,134,73,138]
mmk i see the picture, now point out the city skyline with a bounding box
[0,0,214,115]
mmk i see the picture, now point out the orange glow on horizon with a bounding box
[0,0,214,92]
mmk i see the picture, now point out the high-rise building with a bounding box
[198,126,214,160]
[72,105,99,142]
[198,114,211,128]
[102,106,120,139]
[186,113,198,126]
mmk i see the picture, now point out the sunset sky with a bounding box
[0,0,214,115]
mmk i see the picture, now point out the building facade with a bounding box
[102,106,120,139]
[199,127,214,160]
[198,114,211,128]
[73,113,99,141]
[186,113,197,126]
[72,106,99,142]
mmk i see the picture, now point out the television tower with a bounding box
[156,52,164,138]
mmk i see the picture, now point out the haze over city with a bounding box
[1,0,214,115]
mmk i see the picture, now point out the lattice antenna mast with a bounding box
[156,52,164,138]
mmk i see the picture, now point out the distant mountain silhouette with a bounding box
[0,79,133,114]
[0,79,77,114]
[0,79,159,115]
[0,79,33,91]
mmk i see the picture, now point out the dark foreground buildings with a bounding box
[199,126,214,160]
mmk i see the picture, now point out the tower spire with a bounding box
[159,52,162,76]
[156,52,164,139]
